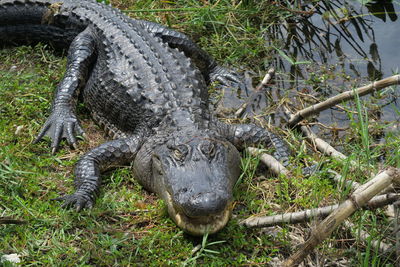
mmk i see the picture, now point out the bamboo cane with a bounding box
[241,193,399,227]
[299,125,347,160]
[246,147,289,176]
[287,75,400,127]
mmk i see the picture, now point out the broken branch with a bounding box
[287,75,400,127]
[283,167,400,267]
[0,217,27,225]
[235,68,275,118]
[241,193,399,228]
[246,147,289,176]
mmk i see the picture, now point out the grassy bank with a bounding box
[1,0,399,266]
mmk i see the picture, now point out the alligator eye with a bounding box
[172,145,187,161]
[209,145,216,157]
[173,149,183,160]
[201,143,216,158]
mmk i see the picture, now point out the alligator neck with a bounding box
[160,107,210,131]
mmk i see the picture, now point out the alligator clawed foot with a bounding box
[53,192,94,212]
[210,66,247,91]
[34,108,85,153]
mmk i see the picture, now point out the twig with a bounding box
[0,217,27,225]
[304,122,349,131]
[286,108,396,193]
[395,200,400,262]
[283,107,347,160]
[255,68,275,91]
[299,125,347,160]
[343,221,392,255]
[234,68,275,118]
[241,193,399,228]
[287,75,400,127]
[246,147,289,176]
[327,169,361,190]
[283,167,400,267]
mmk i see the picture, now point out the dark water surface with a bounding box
[227,0,400,139]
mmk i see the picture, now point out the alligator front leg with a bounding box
[56,136,142,211]
[219,123,291,167]
[34,27,96,153]
[136,20,245,88]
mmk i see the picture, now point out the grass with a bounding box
[1,0,400,266]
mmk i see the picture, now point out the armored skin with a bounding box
[0,0,290,235]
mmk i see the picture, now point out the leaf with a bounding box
[349,17,364,42]
[354,0,373,5]
[203,249,220,254]
[369,43,379,62]
[272,46,311,66]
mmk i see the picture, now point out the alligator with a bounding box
[0,0,290,235]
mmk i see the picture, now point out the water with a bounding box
[221,0,400,139]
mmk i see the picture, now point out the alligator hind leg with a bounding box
[56,136,143,211]
[34,27,96,153]
[136,20,246,89]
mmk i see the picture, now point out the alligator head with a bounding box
[133,128,241,235]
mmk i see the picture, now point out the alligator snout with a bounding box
[177,191,229,218]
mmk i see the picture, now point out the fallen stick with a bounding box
[299,125,347,160]
[327,169,361,190]
[0,217,26,225]
[235,68,275,118]
[283,167,400,267]
[343,221,392,255]
[283,107,347,161]
[283,107,366,189]
[246,147,289,176]
[395,201,400,262]
[287,75,400,127]
[255,68,275,91]
[241,193,399,227]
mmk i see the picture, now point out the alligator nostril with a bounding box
[178,188,188,194]
[179,192,229,217]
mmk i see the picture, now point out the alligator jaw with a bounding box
[165,192,231,236]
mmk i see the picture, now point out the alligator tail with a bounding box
[0,0,74,49]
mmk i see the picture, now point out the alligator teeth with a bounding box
[164,191,231,236]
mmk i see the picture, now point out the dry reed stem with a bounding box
[282,107,347,161]
[246,147,289,176]
[283,167,400,267]
[241,193,399,227]
[299,125,347,160]
[287,75,400,127]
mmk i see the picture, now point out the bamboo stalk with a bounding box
[246,147,289,176]
[241,193,399,227]
[299,125,347,160]
[283,168,400,267]
[287,75,400,127]
[283,107,347,161]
